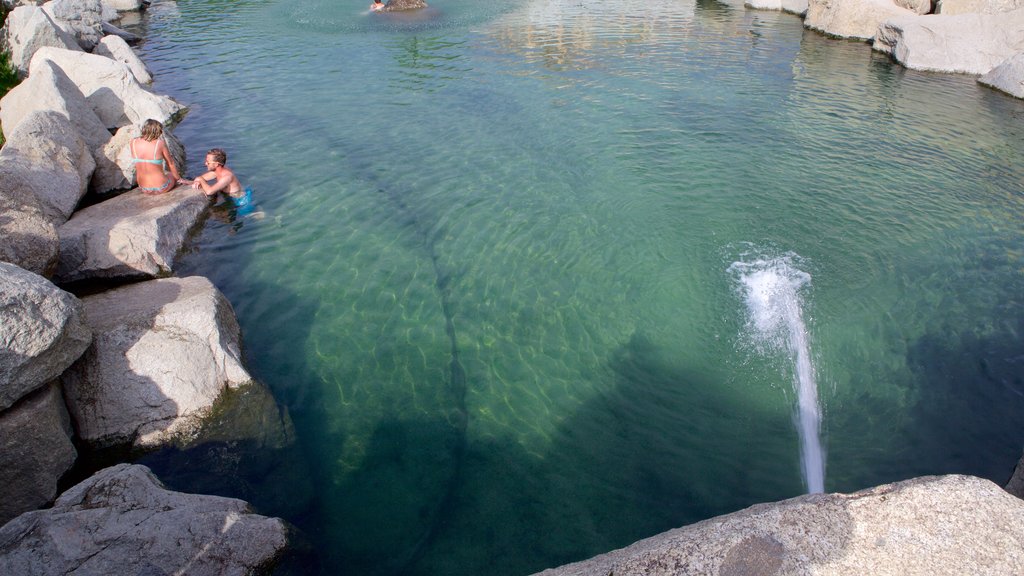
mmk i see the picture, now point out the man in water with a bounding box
[191,148,253,209]
[370,0,385,11]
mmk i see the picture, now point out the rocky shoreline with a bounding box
[0,0,1022,575]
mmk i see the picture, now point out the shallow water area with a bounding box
[134,0,1024,574]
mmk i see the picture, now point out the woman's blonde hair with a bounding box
[141,119,164,141]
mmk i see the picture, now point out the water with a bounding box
[128,0,1024,574]
[730,253,824,493]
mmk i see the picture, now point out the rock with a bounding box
[534,475,1024,576]
[978,51,1024,98]
[102,0,144,13]
[873,9,1024,74]
[0,464,288,575]
[1006,452,1024,498]
[29,46,186,130]
[0,185,59,276]
[805,0,916,40]
[93,34,150,83]
[0,262,91,411]
[100,19,140,43]
[0,110,95,224]
[54,185,207,283]
[745,0,809,16]
[0,382,77,525]
[61,276,252,448]
[42,0,105,51]
[894,0,933,13]
[0,58,112,152]
[382,0,428,11]
[0,5,80,76]
[936,0,1023,13]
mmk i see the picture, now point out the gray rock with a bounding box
[0,58,112,152]
[0,382,77,525]
[0,261,91,411]
[535,475,1024,576]
[1006,452,1024,498]
[978,51,1024,98]
[61,276,252,448]
[0,110,95,224]
[54,184,207,284]
[102,0,144,11]
[29,46,186,130]
[42,0,105,51]
[0,185,59,276]
[94,34,150,84]
[0,5,80,76]
[873,9,1024,74]
[383,0,428,11]
[0,464,288,576]
[805,0,916,40]
[894,0,933,14]
[936,0,1023,13]
[745,0,809,16]
[100,19,140,43]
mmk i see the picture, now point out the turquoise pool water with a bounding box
[138,0,1024,573]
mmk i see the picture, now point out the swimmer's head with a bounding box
[141,119,164,141]
[207,148,227,166]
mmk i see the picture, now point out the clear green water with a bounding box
[137,0,1024,573]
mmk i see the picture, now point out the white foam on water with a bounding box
[729,254,825,494]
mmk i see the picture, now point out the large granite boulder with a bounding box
[0,110,95,224]
[0,4,80,76]
[42,0,105,51]
[102,0,144,12]
[0,261,91,411]
[382,0,428,11]
[805,0,916,40]
[0,464,289,575]
[0,187,59,276]
[54,185,208,284]
[936,0,1023,13]
[1006,452,1024,498]
[0,383,77,525]
[874,9,1024,74]
[746,0,809,16]
[978,52,1024,98]
[61,276,252,448]
[93,33,151,84]
[0,58,112,152]
[893,0,933,14]
[535,475,1024,576]
[29,46,185,130]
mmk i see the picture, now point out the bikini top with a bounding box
[130,138,166,166]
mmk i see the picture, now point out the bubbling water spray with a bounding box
[729,254,825,494]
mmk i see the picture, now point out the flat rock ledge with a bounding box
[61,276,252,449]
[54,185,209,284]
[534,474,1024,576]
[0,463,288,576]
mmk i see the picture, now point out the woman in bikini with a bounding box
[129,119,184,195]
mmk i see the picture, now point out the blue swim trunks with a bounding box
[232,187,253,207]
[232,187,255,215]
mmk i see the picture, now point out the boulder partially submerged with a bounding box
[61,276,252,448]
[978,51,1024,97]
[54,185,208,284]
[382,0,429,11]
[0,464,288,575]
[535,475,1024,576]
[873,9,1024,73]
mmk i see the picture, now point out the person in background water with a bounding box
[370,0,385,11]
[191,148,253,209]
[129,119,184,195]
